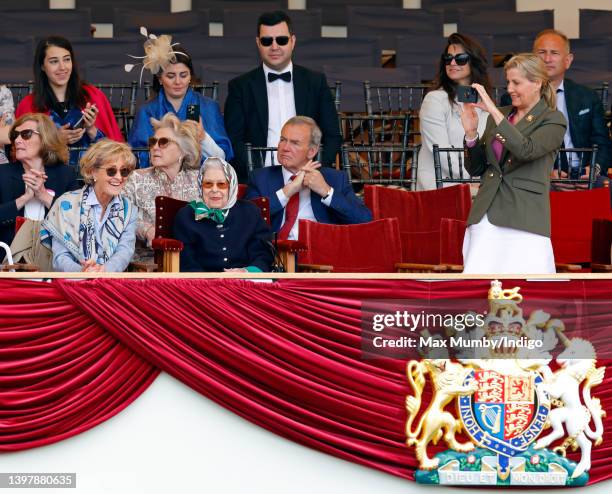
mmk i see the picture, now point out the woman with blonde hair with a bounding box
[460,53,566,274]
[41,139,137,272]
[0,113,78,267]
[124,113,203,260]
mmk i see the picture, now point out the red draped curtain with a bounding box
[1,278,611,484]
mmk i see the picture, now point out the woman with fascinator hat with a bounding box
[173,157,273,272]
[128,34,233,168]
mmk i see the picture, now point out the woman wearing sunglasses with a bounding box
[417,33,492,190]
[124,113,202,261]
[173,157,273,272]
[128,36,233,168]
[41,140,137,272]
[15,36,123,166]
[0,114,78,261]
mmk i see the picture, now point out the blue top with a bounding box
[51,188,137,273]
[49,105,104,166]
[128,88,233,168]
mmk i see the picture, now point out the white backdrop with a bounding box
[2,372,610,493]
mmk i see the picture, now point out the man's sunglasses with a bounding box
[148,137,176,149]
[442,53,471,66]
[259,36,290,47]
[9,129,41,142]
[202,181,229,190]
[100,166,132,178]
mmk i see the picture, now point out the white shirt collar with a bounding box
[263,61,293,78]
[86,186,121,208]
[557,80,565,92]
[281,165,295,184]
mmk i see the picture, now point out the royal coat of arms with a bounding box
[405,281,606,486]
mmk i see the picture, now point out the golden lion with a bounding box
[406,359,478,470]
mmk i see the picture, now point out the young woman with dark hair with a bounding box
[416,33,493,190]
[15,36,122,165]
[128,40,233,168]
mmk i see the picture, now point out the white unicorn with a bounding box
[534,337,606,478]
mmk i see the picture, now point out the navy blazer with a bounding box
[173,199,274,272]
[224,64,342,182]
[244,165,372,233]
[501,78,610,173]
[0,161,79,246]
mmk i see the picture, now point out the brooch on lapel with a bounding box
[526,115,534,122]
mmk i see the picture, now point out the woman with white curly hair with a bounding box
[173,157,273,272]
[124,113,202,258]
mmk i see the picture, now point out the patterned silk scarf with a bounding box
[41,185,132,264]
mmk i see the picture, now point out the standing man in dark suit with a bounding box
[245,116,371,240]
[224,10,341,183]
[502,29,609,180]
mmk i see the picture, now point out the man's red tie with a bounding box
[277,176,299,240]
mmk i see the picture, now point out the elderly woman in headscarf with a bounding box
[41,139,137,272]
[173,157,273,272]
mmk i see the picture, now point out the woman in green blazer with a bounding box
[460,53,566,274]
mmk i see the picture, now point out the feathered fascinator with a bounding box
[125,27,188,84]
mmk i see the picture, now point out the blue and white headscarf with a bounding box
[40,185,133,264]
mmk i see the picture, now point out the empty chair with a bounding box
[224,8,321,38]
[579,9,612,39]
[0,9,93,37]
[193,0,284,23]
[458,10,553,54]
[347,7,444,51]
[591,218,612,272]
[113,9,210,37]
[339,114,410,148]
[308,0,402,26]
[422,0,517,23]
[5,82,34,110]
[198,64,247,108]
[341,143,419,189]
[77,0,170,24]
[0,0,48,9]
[71,37,142,64]
[364,81,431,115]
[93,82,140,139]
[0,36,35,69]
[323,66,421,113]
[297,218,404,273]
[395,34,448,81]
[364,184,472,269]
[293,37,381,69]
[550,188,612,267]
[569,38,612,74]
[182,35,259,67]
[551,147,602,190]
[83,61,141,85]
[433,146,481,189]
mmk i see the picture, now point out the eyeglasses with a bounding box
[100,166,132,178]
[442,53,471,66]
[9,129,41,142]
[259,36,290,47]
[148,137,177,149]
[202,181,230,190]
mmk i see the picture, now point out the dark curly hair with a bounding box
[434,33,492,106]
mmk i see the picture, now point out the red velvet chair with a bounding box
[364,184,471,271]
[550,188,612,270]
[591,218,612,272]
[297,218,421,273]
[144,195,304,273]
[439,218,467,272]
